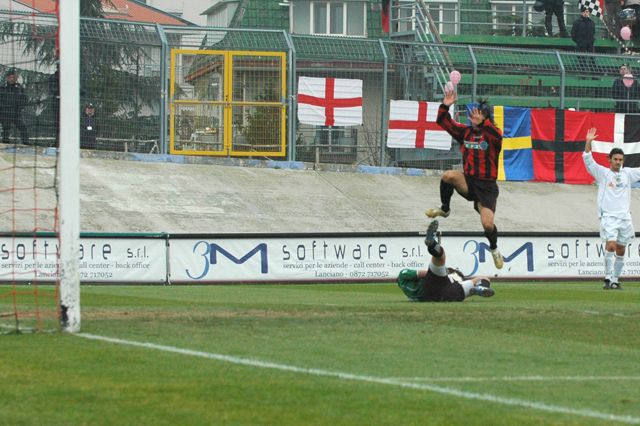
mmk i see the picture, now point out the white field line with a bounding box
[78,333,640,425]
[389,376,640,382]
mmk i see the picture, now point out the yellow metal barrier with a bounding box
[169,49,286,157]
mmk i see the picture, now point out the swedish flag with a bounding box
[493,106,533,181]
[465,104,533,181]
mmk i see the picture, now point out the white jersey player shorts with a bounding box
[600,216,635,245]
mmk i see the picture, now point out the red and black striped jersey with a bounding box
[436,104,503,180]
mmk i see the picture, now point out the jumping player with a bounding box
[397,220,495,302]
[426,89,504,269]
[583,127,640,289]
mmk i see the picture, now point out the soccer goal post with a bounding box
[58,0,81,333]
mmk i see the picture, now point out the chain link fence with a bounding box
[0,11,637,170]
[0,12,58,147]
[81,18,164,153]
[165,27,290,156]
[292,35,385,165]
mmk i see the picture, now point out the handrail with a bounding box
[411,1,451,91]
[393,3,609,39]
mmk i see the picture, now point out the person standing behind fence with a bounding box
[619,0,640,39]
[543,0,569,37]
[572,7,597,75]
[0,68,29,145]
[612,65,640,113]
[80,103,97,149]
[606,0,622,36]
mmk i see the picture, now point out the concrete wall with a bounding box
[1,149,632,235]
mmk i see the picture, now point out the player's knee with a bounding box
[481,218,495,232]
[442,170,462,184]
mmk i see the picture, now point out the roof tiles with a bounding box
[13,0,190,26]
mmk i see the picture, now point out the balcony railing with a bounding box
[391,1,615,41]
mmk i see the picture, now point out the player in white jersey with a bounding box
[583,127,640,289]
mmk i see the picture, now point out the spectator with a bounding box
[80,103,98,149]
[619,0,640,39]
[612,65,640,113]
[543,0,569,37]
[0,68,29,145]
[571,7,596,73]
[606,0,622,36]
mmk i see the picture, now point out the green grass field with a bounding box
[1,282,639,425]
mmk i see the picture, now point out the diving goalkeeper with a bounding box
[397,220,495,302]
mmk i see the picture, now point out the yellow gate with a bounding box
[169,49,286,157]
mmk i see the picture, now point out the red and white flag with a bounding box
[590,111,640,167]
[387,100,451,150]
[297,77,362,126]
[589,112,622,166]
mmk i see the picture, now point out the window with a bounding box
[329,3,344,34]
[396,1,414,33]
[292,1,366,37]
[425,2,458,35]
[346,2,365,35]
[316,127,344,145]
[314,126,357,150]
[313,2,328,33]
[395,1,458,36]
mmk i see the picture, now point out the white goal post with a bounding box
[58,0,81,333]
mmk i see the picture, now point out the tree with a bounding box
[0,0,112,66]
[0,0,160,145]
[81,0,113,18]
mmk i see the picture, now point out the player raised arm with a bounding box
[437,88,466,139]
[585,127,597,153]
[583,126,608,181]
[443,88,456,107]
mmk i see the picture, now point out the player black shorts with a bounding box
[462,174,499,213]
[421,269,465,302]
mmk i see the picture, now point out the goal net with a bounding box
[0,2,79,333]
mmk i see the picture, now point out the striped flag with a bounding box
[297,77,363,126]
[387,100,451,149]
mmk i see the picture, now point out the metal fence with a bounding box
[0,11,637,170]
[395,0,621,40]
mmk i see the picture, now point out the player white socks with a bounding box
[613,254,625,283]
[604,250,615,282]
